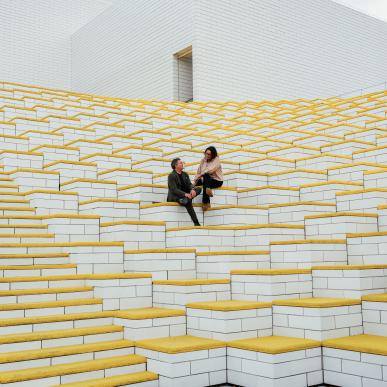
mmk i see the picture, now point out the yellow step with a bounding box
[0,324,123,345]
[0,297,102,311]
[0,354,146,383]
[0,339,134,364]
[323,334,387,356]
[0,310,114,327]
[0,273,151,283]
[52,371,159,387]
[0,286,93,297]
[0,263,77,270]
[135,335,225,354]
[228,335,321,354]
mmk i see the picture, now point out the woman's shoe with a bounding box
[202,203,211,211]
[205,188,213,197]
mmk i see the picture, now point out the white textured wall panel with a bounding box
[193,0,387,100]
[71,0,193,100]
[0,0,111,89]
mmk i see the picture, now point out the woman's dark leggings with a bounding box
[196,173,223,203]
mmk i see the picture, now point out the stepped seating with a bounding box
[0,81,385,385]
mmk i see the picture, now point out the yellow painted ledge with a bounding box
[44,160,97,168]
[79,198,140,205]
[0,241,124,248]
[272,297,360,308]
[305,212,378,219]
[268,201,336,208]
[124,248,196,254]
[0,310,115,327]
[0,324,123,345]
[153,279,230,286]
[231,268,311,275]
[323,334,387,357]
[362,293,387,302]
[299,180,362,188]
[0,286,93,297]
[167,224,304,232]
[0,354,145,383]
[0,273,152,283]
[0,298,101,311]
[186,300,272,311]
[101,220,166,227]
[114,307,185,320]
[336,187,387,196]
[61,178,117,186]
[196,250,269,256]
[140,202,202,209]
[312,264,387,271]
[346,231,387,238]
[228,335,320,354]
[0,339,133,363]
[270,239,346,245]
[50,371,159,387]
[135,335,225,354]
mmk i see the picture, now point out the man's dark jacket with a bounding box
[167,170,193,202]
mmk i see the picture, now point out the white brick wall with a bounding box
[71,0,193,100]
[193,0,387,101]
[0,0,111,89]
[71,0,387,100]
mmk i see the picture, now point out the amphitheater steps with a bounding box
[0,81,386,385]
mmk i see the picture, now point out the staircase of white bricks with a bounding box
[0,81,385,386]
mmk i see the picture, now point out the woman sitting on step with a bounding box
[194,146,223,211]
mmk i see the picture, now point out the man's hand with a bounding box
[190,189,197,198]
[185,193,192,199]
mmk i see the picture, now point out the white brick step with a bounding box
[0,297,103,319]
[0,339,134,371]
[0,252,70,265]
[135,335,226,386]
[0,183,19,192]
[124,248,196,280]
[0,263,78,277]
[305,212,378,239]
[362,293,387,335]
[0,233,55,243]
[269,239,348,268]
[0,198,30,207]
[0,286,95,304]
[272,297,363,340]
[0,206,35,216]
[153,278,231,310]
[312,264,387,298]
[196,250,270,278]
[0,192,27,200]
[114,307,186,340]
[0,324,123,353]
[0,310,116,335]
[52,371,159,387]
[0,224,49,234]
[186,299,273,340]
[0,353,146,386]
[231,268,313,301]
[227,335,322,386]
[0,273,149,291]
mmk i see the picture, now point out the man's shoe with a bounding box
[194,223,201,227]
[205,188,213,197]
[202,203,211,211]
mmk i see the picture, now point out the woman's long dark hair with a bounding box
[205,146,218,160]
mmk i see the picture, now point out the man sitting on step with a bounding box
[167,158,202,226]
